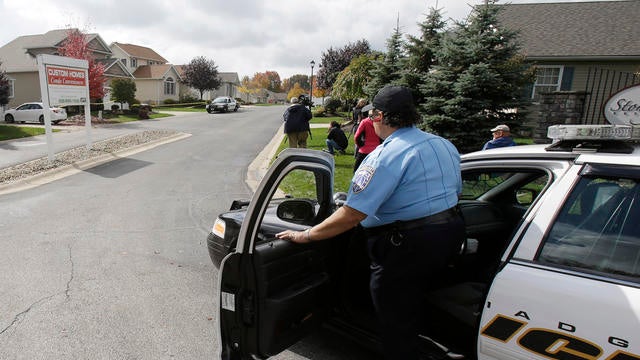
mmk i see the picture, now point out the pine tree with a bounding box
[401,6,447,105]
[420,0,532,153]
[365,19,406,98]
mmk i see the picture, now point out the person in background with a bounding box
[276,85,464,360]
[353,103,381,172]
[283,96,312,148]
[324,121,348,155]
[482,124,516,150]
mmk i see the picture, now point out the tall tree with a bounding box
[420,0,532,153]
[401,6,447,105]
[286,83,307,101]
[316,39,371,92]
[264,71,282,92]
[365,19,406,97]
[182,56,221,100]
[0,61,9,108]
[58,28,106,101]
[282,74,310,92]
[331,54,377,103]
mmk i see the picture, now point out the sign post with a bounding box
[37,54,91,162]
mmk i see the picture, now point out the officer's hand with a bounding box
[276,230,308,243]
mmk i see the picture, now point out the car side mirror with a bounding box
[276,199,316,224]
[516,188,535,206]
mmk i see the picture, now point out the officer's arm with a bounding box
[277,205,366,243]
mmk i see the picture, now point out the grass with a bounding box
[0,125,51,141]
[276,127,356,194]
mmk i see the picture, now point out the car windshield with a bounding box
[213,98,228,103]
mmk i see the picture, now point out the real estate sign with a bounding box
[37,54,92,160]
[604,84,640,126]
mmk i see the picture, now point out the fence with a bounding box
[582,67,640,124]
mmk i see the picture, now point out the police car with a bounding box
[209,123,640,359]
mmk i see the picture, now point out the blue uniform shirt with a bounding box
[346,126,462,228]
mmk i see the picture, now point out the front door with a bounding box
[218,148,336,359]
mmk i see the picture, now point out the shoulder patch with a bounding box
[352,165,375,193]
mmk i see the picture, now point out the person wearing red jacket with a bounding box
[353,103,382,172]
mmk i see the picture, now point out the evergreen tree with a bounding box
[401,6,447,105]
[420,0,532,153]
[110,78,137,108]
[316,40,371,92]
[365,20,406,98]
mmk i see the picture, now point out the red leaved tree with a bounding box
[58,28,106,100]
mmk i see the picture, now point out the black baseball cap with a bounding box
[372,85,415,114]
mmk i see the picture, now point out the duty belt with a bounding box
[364,207,459,234]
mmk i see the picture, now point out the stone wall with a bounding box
[531,91,588,143]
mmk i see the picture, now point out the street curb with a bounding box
[246,124,285,192]
[0,132,192,195]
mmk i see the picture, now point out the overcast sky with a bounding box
[0,0,618,80]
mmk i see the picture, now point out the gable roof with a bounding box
[97,58,134,78]
[132,64,181,80]
[111,42,168,63]
[0,29,111,72]
[496,0,640,60]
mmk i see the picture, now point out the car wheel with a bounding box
[53,120,61,125]
[207,108,213,114]
[4,114,14,123]
[234,106,238,112]
[39,115,44,124]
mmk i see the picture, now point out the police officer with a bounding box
[277,85,464,360]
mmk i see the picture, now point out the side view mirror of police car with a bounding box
[276,199,316,224]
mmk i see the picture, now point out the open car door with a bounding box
[218,148,336,359]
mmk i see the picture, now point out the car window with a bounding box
[538,175,640,281]
[17,104,29,110]
[461,170,548,207]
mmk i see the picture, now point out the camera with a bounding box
[298,94,313,108]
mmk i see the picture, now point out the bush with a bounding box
[179,94,200,103]
[312,106,327,117]
[111,104,120,111]
[138,108,150,119]
[324,98,342,114]
[163,99,177,105]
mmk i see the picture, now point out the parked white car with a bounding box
[4,102,67,125]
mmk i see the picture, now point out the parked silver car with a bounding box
[4,102,68,125]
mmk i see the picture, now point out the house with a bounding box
[175,67,241,102]
[496,0,640,125]
[109,43,181,104]
[0,29,131,109]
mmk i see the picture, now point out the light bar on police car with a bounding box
[548,124,640,142]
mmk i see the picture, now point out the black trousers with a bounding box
[366,213,465,360]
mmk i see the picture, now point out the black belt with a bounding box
[364,207,459,234]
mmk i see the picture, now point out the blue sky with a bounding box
[0,0,622,79]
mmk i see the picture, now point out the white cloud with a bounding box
[0,0,618,79]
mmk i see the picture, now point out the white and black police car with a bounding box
[208,119,640,359]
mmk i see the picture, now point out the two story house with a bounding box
[109,43,182,105]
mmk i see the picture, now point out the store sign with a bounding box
[604,84,640,125]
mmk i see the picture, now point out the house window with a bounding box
[164,77,175,95]
[121,58,127,67]
[7,79,15,98]
[532,66,563,101]
[130,58,137,68]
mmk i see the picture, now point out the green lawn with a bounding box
[0,125,50,141]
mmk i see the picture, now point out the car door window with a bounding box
[538,172,640,281]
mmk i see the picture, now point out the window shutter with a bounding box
[560,67,574,91]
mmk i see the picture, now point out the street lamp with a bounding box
[309,60,315,109]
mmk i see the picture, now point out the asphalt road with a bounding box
[0,107,379,360]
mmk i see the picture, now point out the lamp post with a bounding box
[309,60,315,110]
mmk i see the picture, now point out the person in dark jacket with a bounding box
[324,121,348,155]
[283,96,312,148]
[482,124,517,150]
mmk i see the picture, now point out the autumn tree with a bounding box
[282,74,310,92]
[58,28,106,101]
[287,83,307,101]
[316,39,371,92]
[0,62,9,108]
[183,56,221,100]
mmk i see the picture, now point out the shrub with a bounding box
[324,98,342,114]
[179,94,200,103]
[312,106,327,117]
[111,104,120,111]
